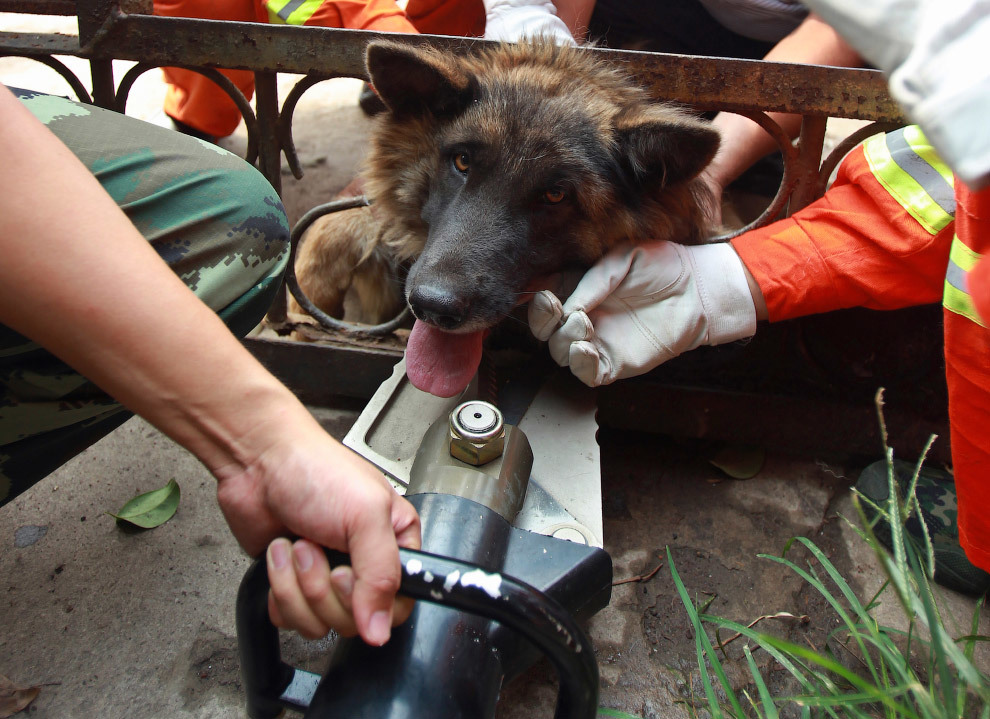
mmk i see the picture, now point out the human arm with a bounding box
[530,137,950,386]
[528,241,761,387]
[551,0,595,40]
[0,84,419,645]
[796,0,990,189]
[730,138,952,321]
[702,13,862,220]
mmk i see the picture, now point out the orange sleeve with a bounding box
[404,0,485,36]
[731,146,954,322]
[301,0,419,32]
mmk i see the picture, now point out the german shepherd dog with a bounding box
[293,39,720,396]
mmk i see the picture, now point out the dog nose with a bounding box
[408,285,470,330]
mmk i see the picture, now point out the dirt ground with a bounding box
[1,13,987,719]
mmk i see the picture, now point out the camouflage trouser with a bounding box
[0,88,290,507]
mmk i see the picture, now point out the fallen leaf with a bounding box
[0,674,40,717]
[108,479,181,529]
[709,444,765,480]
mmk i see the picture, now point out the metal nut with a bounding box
[449,401,505,466]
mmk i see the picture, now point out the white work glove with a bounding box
[528,241,757,387]
[483,0,576,45]
[801,0,990,188]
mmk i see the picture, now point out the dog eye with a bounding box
[543,187,566,204]
[453,152,471,173]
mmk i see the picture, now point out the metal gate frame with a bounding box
[4,3,944,461]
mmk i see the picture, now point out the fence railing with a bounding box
[4,2,943,462]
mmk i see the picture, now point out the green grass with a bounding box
[671,390,990,718]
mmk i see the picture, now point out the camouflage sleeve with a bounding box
[0,88,290,506]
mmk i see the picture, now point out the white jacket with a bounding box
[802,0,990,188]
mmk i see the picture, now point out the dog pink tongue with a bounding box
[405,320,484,397]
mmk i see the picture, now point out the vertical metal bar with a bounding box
[88,58,116,108]
[788,114,828,213]
[253,70,288,321]
[253,70,282,194]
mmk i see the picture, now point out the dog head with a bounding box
[364,39,720,334]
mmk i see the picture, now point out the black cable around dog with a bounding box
[286,196,411,337]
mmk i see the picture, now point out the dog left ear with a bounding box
[615,108,720,186]
[366,41,476,118]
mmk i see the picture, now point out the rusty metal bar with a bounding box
[52,3,903,123]
[0,1,76,14]
[596,381,950,464]
[789,115,829,213]
[243,336,403,404]
[253,70,282,195]
[88,57,115,107]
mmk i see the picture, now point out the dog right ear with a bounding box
[366,41,476,118]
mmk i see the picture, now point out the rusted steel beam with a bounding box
[243,336,402,404]
[0,31,80,56]
[67,10,903,122]
[596,381,950,464]
[0,0,77,14]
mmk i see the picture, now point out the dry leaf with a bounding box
[0,674,41,717]
[709,444,766,480]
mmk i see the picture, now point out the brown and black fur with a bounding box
[293,39,720,333]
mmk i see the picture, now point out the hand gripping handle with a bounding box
[236,546,599,719]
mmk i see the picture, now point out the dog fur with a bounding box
[292,39,720,333]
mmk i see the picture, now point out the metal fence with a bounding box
[4,2,943,461]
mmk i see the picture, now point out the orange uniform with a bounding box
[153,0,484,137]
[732,128,990,571]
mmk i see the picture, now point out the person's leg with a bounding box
[856,459,990,595]
[0,90,289,507]
[154,0,262,139]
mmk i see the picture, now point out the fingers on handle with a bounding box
[347,499,406,647]
[393,495,422,552]
[267,538,356,639]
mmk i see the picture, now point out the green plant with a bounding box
[671,390,990,719]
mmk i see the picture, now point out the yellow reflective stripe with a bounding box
[943,235,986,327]
[863,127,955,235]
[950,234,981,273]
[266,0,324,24]
[944,283,985,326]
[903,125,954,188]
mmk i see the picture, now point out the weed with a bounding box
[671,390,990,718]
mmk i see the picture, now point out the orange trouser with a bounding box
[153,0,483,137]
[732,144,990,572]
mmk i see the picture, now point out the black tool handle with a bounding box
[236,545,599,719]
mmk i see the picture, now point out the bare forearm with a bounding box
[553,0,595,39]
[705,14,863,191]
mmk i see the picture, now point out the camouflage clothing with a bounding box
[0,88,289,506]
[856,459,990,595]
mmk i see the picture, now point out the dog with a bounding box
[293,39,720,396]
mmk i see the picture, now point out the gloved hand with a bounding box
[483,0,576,45]
[528,241,758,387]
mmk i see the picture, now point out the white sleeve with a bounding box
[802,0,990,188]
[482,0,576,45]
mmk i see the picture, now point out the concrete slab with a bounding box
[5,416,986,718]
